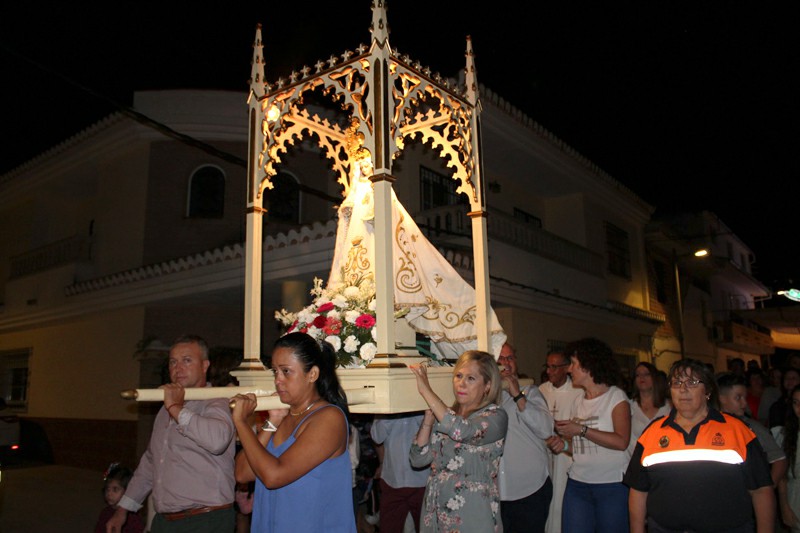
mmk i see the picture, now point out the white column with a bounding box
[469,210,491,352]
[371,174,396,356]
[242,208,264,368]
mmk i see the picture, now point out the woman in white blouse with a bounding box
[626,362,671,458]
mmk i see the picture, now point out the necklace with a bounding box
[290,400,319,417]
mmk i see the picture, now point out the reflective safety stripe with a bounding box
[642,448,744,467]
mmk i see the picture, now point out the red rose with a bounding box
[312,315,328,328]
[355,314,376,329]
[317,302,335,313]
[287,320,299,332]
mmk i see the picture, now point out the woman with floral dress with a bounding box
[409,351,508,532]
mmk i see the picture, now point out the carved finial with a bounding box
[370,0,390,47]
[465,35,478,105]
[249,24,266,98]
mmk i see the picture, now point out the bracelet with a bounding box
[580,425,589,438]
[563,439,570,452]
[512,392,525,402]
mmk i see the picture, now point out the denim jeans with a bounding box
[561,478,629,533]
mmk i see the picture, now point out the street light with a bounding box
[673,248,709,359]
[778,289,800,303]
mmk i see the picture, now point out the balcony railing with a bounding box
[414,206,604,276]
[9,235,91,279]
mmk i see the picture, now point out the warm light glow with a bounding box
[694,249,709,257]
[266,104,280,122]
[778,289,800,303]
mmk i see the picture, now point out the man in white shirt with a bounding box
[538,349,582,533]
[498,342,555,533]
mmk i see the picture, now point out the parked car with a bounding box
[0,399,21,464]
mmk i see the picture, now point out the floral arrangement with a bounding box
[275,275,379,368]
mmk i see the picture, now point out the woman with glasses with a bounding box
[624,358,775,533]
[545,337,631,532]
[626,362,671,459]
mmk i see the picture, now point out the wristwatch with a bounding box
[512,391,525,402]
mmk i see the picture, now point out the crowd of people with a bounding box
[100,331,800,532]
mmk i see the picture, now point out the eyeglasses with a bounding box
[543,363,570,370]
[669,378,704,389]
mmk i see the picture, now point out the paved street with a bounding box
[1,464,102,532]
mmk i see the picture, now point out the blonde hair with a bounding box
[451,350,503,413]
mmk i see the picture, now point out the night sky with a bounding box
[1,3,797,291]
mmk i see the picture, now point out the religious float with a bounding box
[123,2,508,414]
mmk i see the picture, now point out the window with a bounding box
[513,208,542,228]
[0,349,30,408]
[605,222,631,279]
[652,259,668,303]
[420,166,467,210]
[265,172,301,224]
[187,166,225,218]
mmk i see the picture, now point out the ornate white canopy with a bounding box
[240,2,498,387]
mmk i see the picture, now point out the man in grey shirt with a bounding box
[371,413,431,533]
[107,335,236,532]
[498,342,555,533]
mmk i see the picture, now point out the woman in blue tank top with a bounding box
[231,332,357,532]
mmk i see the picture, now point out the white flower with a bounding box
[297,308,315,324]
[371,327,377,340]
[324,335,342,352]
[327,309,341,320]
[332,295,348,308]
[274,309,295,325]
[306,325,321,339]
[446,456,464,471]
[344,286,360,299]
[344,310,360,324]
[368,299,377,311]
[343,335,360,353]
[359,342,377,361]
[310,277,325,297]
[446,495,466,511]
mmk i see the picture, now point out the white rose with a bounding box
[297,308,314,323]
[344,310,360,324]
[368,299,376,311]
[371,327,377,340]
[324,335,342,352]
[327,309,341,320]
[306,326,321,339]
[343,335,360,353]
[332,295,348,308]
[359,342,377,361]
[344,286,360,299]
